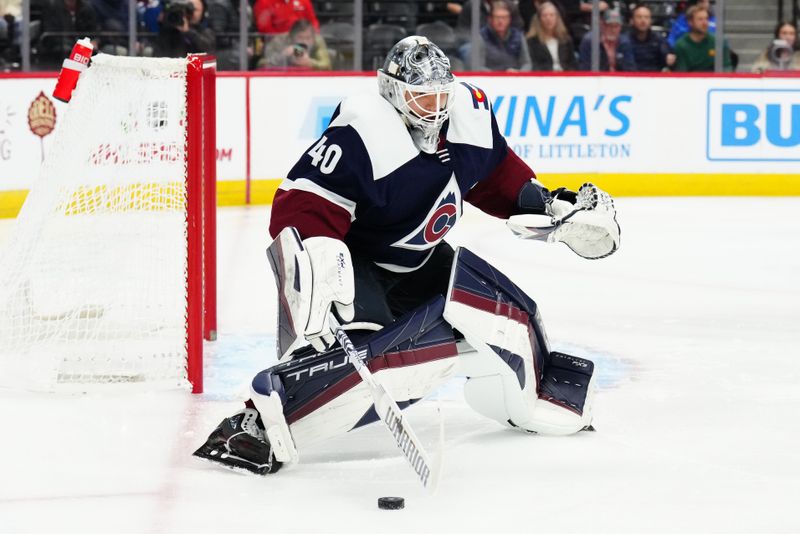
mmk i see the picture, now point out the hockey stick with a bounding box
[506,214,565,241]
[506,202,590,242]
[330,316,441,493]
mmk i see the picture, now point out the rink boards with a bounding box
[1,71,799,217]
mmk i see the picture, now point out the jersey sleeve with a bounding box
[463,94,539,220]
[269,112,373,240]
[464,146,539,219]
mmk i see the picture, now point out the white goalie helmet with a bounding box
[377,36,456,154]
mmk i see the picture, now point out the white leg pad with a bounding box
[250,389,299,464]
[460,348,534,427]
[287,356,458,449]
[524,372,596,435]
[459,340,594,436]
[446,247,595,436]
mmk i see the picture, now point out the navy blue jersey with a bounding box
[270,81,537,272]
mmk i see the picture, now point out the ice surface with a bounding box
[1,198,799,534]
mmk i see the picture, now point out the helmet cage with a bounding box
[377,36,456,153]
[381,74,454,130]
[378,71,455,152]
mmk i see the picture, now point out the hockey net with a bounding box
[0,54,216,392]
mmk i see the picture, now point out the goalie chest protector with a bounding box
[280,81,509,272]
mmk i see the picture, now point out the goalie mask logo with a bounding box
[392,173,462,251]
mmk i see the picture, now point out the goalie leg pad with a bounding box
[444,247,594,435]
[266,226,313,361]
[248,380,299,464]
[267,226,356,360]
[252,296,459,452]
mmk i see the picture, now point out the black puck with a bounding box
[378,496,405,510]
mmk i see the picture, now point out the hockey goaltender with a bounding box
[194,36,620,476]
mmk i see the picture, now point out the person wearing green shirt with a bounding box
[674,5,732,72]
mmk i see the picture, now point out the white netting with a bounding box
[0,55,192,391]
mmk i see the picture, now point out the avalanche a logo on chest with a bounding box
[391,173,462,251]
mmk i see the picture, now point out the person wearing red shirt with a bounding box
[254,0,319,34]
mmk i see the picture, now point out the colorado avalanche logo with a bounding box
[393,174,462,251]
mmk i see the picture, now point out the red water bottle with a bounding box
[53,38,94,103]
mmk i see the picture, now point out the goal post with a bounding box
[0,53,217,393]
[187,54,218,394]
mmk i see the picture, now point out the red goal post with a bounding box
[187,54,217,394]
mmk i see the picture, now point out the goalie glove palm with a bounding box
[508,183,620,260]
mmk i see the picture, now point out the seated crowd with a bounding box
[0,0,798,72]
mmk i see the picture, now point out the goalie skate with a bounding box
[193,408,282,475]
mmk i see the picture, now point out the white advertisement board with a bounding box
[248,74,800,179]
[1,72,798,200]
[0,78,69,190]
[249,76,369,182]
[215,76,247,182]
[0,75,246,192]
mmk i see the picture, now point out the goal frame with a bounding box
[186,54,217,394]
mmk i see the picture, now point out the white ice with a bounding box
[1,198,799,534]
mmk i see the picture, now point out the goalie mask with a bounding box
[377,36,456,154]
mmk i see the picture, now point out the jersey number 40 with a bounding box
[307,136,343,175]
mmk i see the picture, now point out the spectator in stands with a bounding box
[560,0,608,43]
[0,0,20,68]
[155,0,215,57]
[673,4,730,72]
[667,0,715,50]
[207,0,254,69]
[39,0,99,67]
[474,0,531,71]
[253,0,318,35]
[1,0,20,42]
[455,0,523,66]
[578,7,635,71]
[752,21,800,72]
[260,18,330,70]
[0,0,19,20]
[626,3,673,71]
[446,1,462,17]
[526,1,575,71]
[140,0,163,33]
[517,0,565,35]
[456,0,523,37]
[90,0,128,52]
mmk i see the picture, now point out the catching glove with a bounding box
[508,183,620,260]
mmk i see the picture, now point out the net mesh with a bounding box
[0,55,192,391]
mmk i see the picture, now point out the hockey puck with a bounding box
[378,496,405,510]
